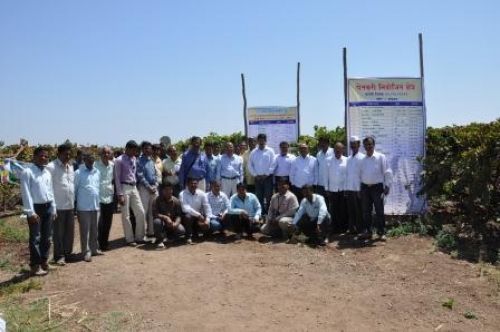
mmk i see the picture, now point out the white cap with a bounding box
[349,135,360,142]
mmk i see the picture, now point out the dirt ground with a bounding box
[2,214,499,331]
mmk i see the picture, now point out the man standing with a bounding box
[273,141,295,186]
[359,136,392,240]
[248,134,276,214]
[179,177,212,244]
[114,140,146,246]
[290,143,317,203]
[260,179,299,239]
[204,142,219,191]
[345,136,365,235]
[241,137,256,193]
[94,146,115,251]
[162,145,182,197]
[74,153,101,262]
[137,141,159,240]
[217,142,244,198]
[20,146,57,276]
[152,144,163,185]
[206,180,230,236]
[179,136,209,191]
[46,143,74,266]
[227,183,262,239]
[326,142,348,234]
[152,182,185,248]
[316,137,333,197]
[292,185,331,246]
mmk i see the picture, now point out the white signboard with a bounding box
[347,78,426,214]
[247,106,298,153]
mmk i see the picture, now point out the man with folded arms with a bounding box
[260,179,299,239]
[292,185,331,246]
[359,136,392,240]
[114,140,146,246]
[179,177,212,244]
[74,153,101,262]
[152,182,185,248]
[217,142,244,198]
[94,146,115,251]
[20,146,57,276]
[227,183,262,240]
[46,143,74,266]
[241,137,256,193]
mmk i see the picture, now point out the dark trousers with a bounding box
[53,209,75,260]
[246,184,255,194]
[361,183,385,235]
[295,214,330,242]
[227,214,259,235]
[345,191,362,233]
[182,215,209,239]
[29,203,53,267]
[153,218,186,242]
[98,202,115,250]
[255,175,273,214]
[291,185,304,203]
[328,191,348,233]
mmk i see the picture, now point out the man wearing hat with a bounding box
[345,136,365,234]
[114,140,147,246]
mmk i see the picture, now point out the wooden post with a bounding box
[343,47,348,154]
[296,62,301,137]
[241,73,248,137]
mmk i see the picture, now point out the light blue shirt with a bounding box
[228,192,262,221]
[20,164,56,217]
[293,194,330,225]
[274,153,295,177]
[74,166,101,211]
[206,154,220,184]
[217,154,243,182]
[94,160,115,204]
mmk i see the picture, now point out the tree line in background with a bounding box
[1,120,498,263]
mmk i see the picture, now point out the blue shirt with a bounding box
[228,192,262,221]
[74,166,100,211]
[137,155,158,189]
[217,154,244,183]
[293,194,330,225]
[206,154,220,184]
[179,149,209,187]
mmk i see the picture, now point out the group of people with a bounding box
[19,133,392,277]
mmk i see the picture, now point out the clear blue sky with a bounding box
[1,0,499,146]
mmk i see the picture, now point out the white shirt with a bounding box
[20,164,56,217]
[248,146,276,177]
[326,155,347,192]
[360,151,392,187]
[274,153,295,177]
[290,155,317,188]
[293,194,330,225]
[46,158,75,210]
[345,152,365,191]
[316,148,333,188]
[179,189,212,219]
